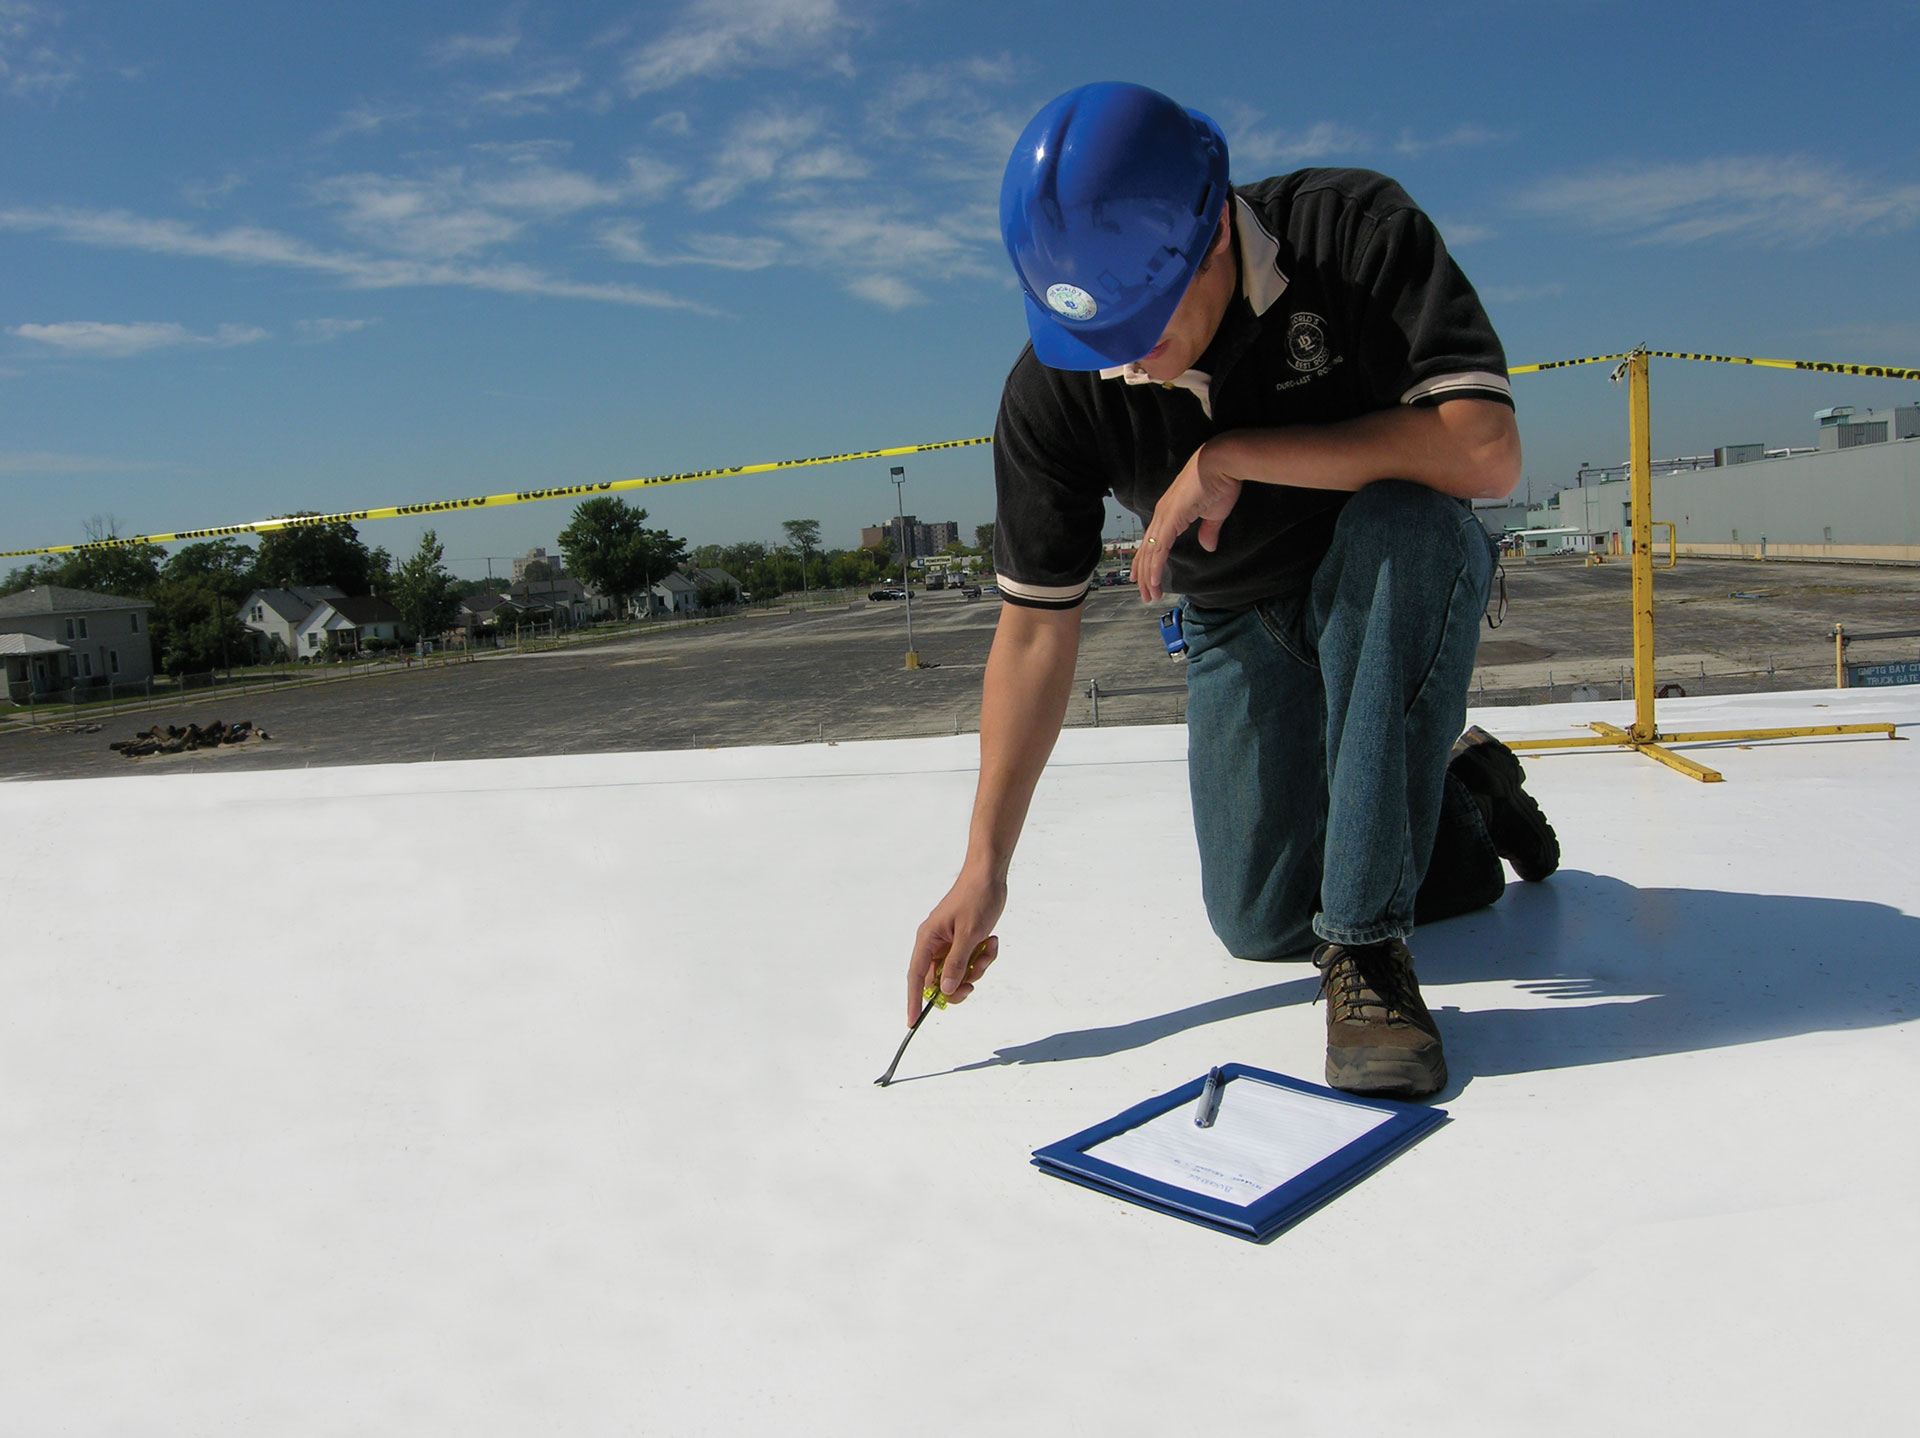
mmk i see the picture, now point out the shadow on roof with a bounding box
[928,870,1919,1091]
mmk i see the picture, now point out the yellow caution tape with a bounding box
[1510,350,1920,380]
[1507,352,1631,375]
[1,435,993,559]
[6,345,1914,560]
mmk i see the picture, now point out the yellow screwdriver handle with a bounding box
[922,937,992,1009]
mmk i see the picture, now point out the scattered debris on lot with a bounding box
[110,719,271,758]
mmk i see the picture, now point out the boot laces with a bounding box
[1314,943,1426,1028]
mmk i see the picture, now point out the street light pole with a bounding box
[890,465,918,670]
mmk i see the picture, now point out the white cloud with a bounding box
[865,56,1024,177]
[1438,220,1496,245]
[845,273,921,309]
[0,0,79,98]
[776,206,974,268]
[182,171,248,208]
[469,152,632,216]
[624,153,682,201]
[598,220,782,270]
[318,100,423,146]
[688,108,830,209]
[1480,283,1564,304]
[1515,156,1920,247]
[651,110,692,137]
[295,317,376,342]
[314,171,526,258]
[8,321,269,358]
[476,70,585,112]
[310,149,639,260]
[429,27,520,64]
[1395,124,1502,159]
[782,145,868,185]
[622,0,850,94]
[0,206,708,311]
[1226,116,1369,172]
[775,204,996,307]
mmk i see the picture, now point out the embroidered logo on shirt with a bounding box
[1286,311,1332,373]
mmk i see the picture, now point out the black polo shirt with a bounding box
[992,168,1513,611]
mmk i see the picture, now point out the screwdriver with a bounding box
[874,939,989,1087]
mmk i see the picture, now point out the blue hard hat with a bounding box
[1000,82,1230,371]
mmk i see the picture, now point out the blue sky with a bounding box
[4,0,1917,578]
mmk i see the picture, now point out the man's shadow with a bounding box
[936,870,1920,1087]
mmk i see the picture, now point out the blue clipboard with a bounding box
[1031,1063,1446,1243]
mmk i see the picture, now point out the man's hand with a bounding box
[1134,441,1242,603]
[907,872,1005,1024]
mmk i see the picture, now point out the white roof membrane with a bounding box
[3,687,1916,1433]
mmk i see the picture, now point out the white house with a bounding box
[651,571,700,614]
[293,595,407,657]
[236,586,345,661]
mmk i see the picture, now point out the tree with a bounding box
[252,514,376,593]
[3,560,61,596]
[782,518,820,598]
[366,546,396,601]
[161,538,256,602]
[522,559,555,583]
[53,542,165,600]
[556,497,686,618]
[391,529,460,641]
[148,577,252,674]
[975,522,996,553]
[3,516,163,600]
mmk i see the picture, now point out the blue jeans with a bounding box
[1182,480,1499,959]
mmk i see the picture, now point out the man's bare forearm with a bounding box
[963,601,1084,880]
[1209,397,1522,501]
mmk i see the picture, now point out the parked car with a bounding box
[960,584,983,599]
[869,588,907,601]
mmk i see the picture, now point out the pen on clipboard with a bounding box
[1194,1067,1226,1128]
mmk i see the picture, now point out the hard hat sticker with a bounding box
[1045,283,1098,321]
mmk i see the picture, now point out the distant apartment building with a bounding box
[512,547,566,582]
[860,515,961,560]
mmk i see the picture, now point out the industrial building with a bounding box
[1513,405,1920,561]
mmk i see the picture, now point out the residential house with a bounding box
[236,586,346,662]
[651,570,700,614]
[506,573,606,628]
[453,593,512,639]
[293,595,408,658]
[684,566,744,604]
[0,585,154,698]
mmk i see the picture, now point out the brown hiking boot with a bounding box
[1313,939,1447,1098]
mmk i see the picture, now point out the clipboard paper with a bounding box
[1031,1064,1445,1242]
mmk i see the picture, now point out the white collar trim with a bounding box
[1232,192,1289,317]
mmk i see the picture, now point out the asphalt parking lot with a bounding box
[3,558,1917,782]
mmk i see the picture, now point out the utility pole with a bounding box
[890,465,918,669]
